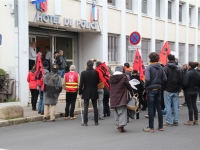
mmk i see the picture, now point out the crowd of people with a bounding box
[27,42,200,133]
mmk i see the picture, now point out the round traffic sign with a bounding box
[129,32,141,45]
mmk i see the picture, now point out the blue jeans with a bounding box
[38,88,44,113]
[164,91,179,124]
[58,69,65,78]
[147,89,163,129]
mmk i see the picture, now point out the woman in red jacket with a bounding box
[27,65,39,111]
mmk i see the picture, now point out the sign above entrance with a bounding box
[129,32,141,45]
[0,34,2,45]
[36,13,98,30]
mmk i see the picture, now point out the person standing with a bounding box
[38,60,49,115]
[181,64,188,106]
[143,52,167,133]
[79,60,99,126]
[96,61,104,120]
[29,42,37,71]
[110,66,133,133]
[103,86,110,117]
[45,46,51,71]
[63,65,79,120]
[27,65,39,111]
[183,62,200,126]
[43,64,62,122]
[56,50,67,78]
[163,54,182,127]
[196,64,200,102]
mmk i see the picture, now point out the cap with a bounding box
[115,66,123,72]
[43,60,49,68]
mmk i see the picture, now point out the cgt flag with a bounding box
[133,49,145,81]
[95,62,110,91]
[36,53,44,91]
[159,41,171,66]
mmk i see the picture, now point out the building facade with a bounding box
[0,0,200,106]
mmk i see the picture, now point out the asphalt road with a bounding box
[0,99,200,150]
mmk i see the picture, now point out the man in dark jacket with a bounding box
[163,54,182,126]
[79,60,100,126]
[110,66,133,133]
[143,52,167,133]
[56,50,67,78]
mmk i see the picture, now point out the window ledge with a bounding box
[155,17,165,22]
[126,10,137,15]
[107,5,121,11]
[168,20,176,24]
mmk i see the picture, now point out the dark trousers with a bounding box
[30,89,39,110]
[84,99,98,124]
[45,59,51,72]
[139,94,147,109]
[103,95,110,117]
[147,90,163,129]
[65,92,77,117]
[161,90,165,110]
[185,93,198,121]
[29,59,35,71]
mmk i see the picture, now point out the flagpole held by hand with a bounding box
[79,95,83,124]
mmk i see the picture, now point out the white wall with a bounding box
[0,0,15,77]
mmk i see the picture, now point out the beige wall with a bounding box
[142,17,152,39]
[189,0,196,5]
[0,0,15,73]
[168,23,176,42]
[189,28,195,44]
[179,25,186,43]
[107,8,121,34]
[126,13,137,36]
[155,20,165,40]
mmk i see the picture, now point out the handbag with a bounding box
[126,93,139,112]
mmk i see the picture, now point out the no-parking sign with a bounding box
[129,32,141,45]
[0,34,2,45]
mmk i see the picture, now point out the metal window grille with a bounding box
[198,46,200,62]
[179,4,182,22]
[155,41,163,54]
[142,0,147,14]
[168,1,172,20]
[156,0,160,17]
[107,0,115,6]
[198,10,200,27]
[126,0,132,10]
[141,39,150,63]
[189,45,194,61]
[179,43,185,65]
[108,35,118,62]
[189,7,192,25]
[126,37,135,63]
[168,42,175,52]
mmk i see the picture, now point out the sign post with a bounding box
[0,34,2,45]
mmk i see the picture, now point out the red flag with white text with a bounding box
[159,41,171,66]
[133,49,145,81]
[95,62,110,91]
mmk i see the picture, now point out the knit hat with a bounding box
[115,66,123,72]
[51,64,58,73]
[43,60,49,69]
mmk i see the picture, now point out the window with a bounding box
[179,4,182,22]
[107,0,115,6]
[126,0,132,10]
[155,41,163,54]
[198,46,200,62]
[198,10,200,27]
[168,42,175,51]
[126,37,135,63]
[179,43,185,65]
[108,35,118,62]
[189,45,194,61]
[156,0,160,17]
[142,0,147,14]
[189,7,192,25]
[168,1,172,20]
[141,39,150,63]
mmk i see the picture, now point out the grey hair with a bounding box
[70,65,76,71]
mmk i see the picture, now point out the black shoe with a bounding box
[94,123,99,126]
[173,122,179,126]
[41,112,44,115]
[38,112,41,114]
[181,103,187,106]
[141,107,146,111]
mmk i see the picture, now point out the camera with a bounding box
[4,3,12,7]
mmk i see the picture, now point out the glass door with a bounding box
[55,37,73,66]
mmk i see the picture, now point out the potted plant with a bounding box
[0,68,9,102]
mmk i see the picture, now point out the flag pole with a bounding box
[79,96,83,124]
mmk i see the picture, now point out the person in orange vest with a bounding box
[63,65,80,120]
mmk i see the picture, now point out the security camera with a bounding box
[4,3,12,7]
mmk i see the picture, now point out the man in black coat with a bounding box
[79,60,100,126]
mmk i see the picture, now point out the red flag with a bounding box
[159,41,171,66]
[36,53,44,91]
[133,49,145,81]
[95,62,110,91]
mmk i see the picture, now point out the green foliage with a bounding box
[0,68,9,95]
[6,99,15,102]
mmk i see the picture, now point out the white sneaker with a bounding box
[145,115,149,118]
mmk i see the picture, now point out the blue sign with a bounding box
[0,34,2,45]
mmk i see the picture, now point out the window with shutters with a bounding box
[142,0,147,14]
[155,41,163,54]
[156,0,160,17]
[168,1,172,20]
[179,4,182,22]
[141,39,150,64]
[198,9,200,27]
[126,37,135,63]
[189,45,194,61]
[198,46,200,62]
[108,35,118,62]
[179,43,185,65]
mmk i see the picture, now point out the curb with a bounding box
[0,108,93,128]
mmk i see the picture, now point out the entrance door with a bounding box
[55,37,73,66]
